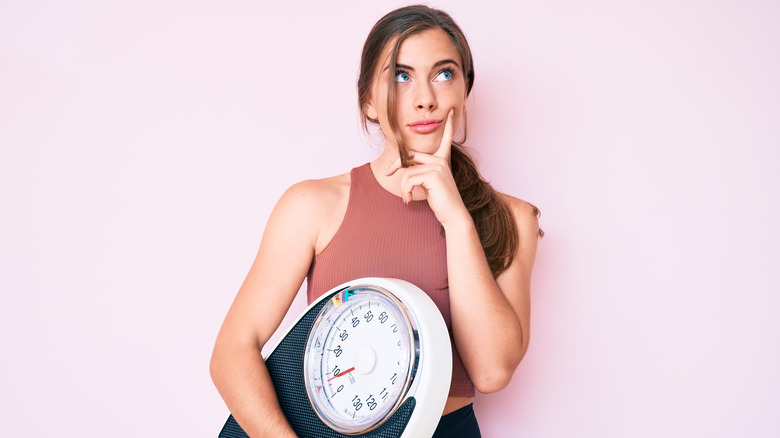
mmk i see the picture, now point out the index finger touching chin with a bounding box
[434,108,455,159]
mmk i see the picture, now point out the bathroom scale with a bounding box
[219,277,453,438]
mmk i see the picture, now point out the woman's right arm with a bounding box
[210,180,330,437]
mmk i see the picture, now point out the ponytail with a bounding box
[451,143,537,278]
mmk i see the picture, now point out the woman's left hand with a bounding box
[385,109,471,228]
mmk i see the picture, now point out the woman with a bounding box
[210,5,541,437]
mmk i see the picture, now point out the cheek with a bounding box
[451,99,468,136]
[444,93,466,121]
[440,84,466,106]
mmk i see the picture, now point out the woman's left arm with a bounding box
[444,196,539,393]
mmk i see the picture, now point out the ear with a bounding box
[365,98,378,121]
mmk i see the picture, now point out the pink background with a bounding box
[2,1,779,436]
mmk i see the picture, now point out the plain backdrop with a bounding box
[1,0,779,436]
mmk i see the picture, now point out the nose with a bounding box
[414,83,437,111]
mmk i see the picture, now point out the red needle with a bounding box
[327,367,356,382]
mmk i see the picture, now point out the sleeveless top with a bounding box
[306,163,475,397]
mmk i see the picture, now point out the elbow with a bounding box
[210,332,265,389]
[471,366,515,394]
[470,344,527,394]
[209,333,241,388]
[210,340,227,387]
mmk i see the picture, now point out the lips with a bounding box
[408,119,442,134]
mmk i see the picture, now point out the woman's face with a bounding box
[366,28,468,155]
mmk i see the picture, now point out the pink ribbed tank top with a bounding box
[306,163,475,397]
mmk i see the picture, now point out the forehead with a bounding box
[380,28,462,69]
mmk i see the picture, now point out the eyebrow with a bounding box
[383,59,461,72]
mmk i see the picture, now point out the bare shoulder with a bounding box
[276,172,351,254]
[280,172,350,211]
[499,193,542,240]
[494,193,541,284]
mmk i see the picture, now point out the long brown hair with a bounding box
[358,5,540,278]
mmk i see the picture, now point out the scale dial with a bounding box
[304,285,419,434]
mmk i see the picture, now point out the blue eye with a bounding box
[435,69,454,81]
[395,71,411,83]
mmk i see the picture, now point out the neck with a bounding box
[370,145,428,201]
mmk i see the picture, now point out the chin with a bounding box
[405,140,440,156]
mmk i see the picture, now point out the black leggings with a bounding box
[432,404,481,438]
